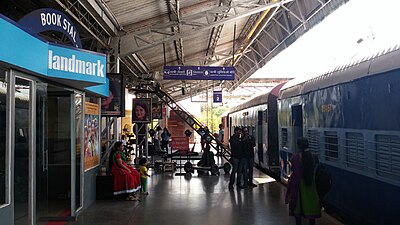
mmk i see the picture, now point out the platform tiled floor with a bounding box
[66,165,344,225]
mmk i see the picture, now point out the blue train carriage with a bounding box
[228,83,285,177]
[277,46,400,225]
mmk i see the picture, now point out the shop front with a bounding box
[0,14,108,225]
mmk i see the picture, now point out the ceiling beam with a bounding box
[115,0,294,57]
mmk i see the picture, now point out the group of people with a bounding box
[228,126,257,189]
[108,141,150,201]
[229,129,321,225]
[109,127,320,224]
[152,127,171,152]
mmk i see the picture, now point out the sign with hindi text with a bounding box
[164,66,234,80]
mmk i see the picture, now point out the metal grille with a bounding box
[345,132,365,170]
[375,135,400,181]
[324,131,338,161]
[307,129,320,157]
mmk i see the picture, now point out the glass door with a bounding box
[36,83,73,222]
[14,77,31,225]
[74,93,83,212]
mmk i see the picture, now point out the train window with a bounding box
[264,110,268,123]
[307,130,320,156]
[345,132,365,170]
[324,131,338,161]
[281,128,288,148]
[0,70,7,205]
[375,135,400,181]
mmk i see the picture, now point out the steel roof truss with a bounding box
[54,0,112,49]
[116,0,294,57]
[250,46,265,59]
[271,17,291,34]
[253,39,271,54]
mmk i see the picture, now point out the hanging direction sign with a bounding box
[213,90,222,103]
[163,66,235,80]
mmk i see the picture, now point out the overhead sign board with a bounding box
[213,90,222,103]
[163,66,235,80]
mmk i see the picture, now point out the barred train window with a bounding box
[345,132,365,170]
[0,70,7,205]
[324,131,338,161]
[375,135,400,181]
[281,128,288,148]
[307,130,320,156]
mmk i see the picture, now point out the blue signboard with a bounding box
[0,14,107,96]
[48,44,106,84]
[213,90,222,103]
[164,66,234,80]
[86,79,109,97]
[18,8,82,48]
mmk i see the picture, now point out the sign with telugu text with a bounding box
[163,66,235,80]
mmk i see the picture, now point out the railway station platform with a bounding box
[64,166,344,225]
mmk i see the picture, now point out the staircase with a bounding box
[150,83,231,160]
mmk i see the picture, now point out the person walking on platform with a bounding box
[242,127,257,187]
[216,123,224,156]
[285,137,321,225]
[154,126,162,152]
[161,127,171,152]
[228,127,246,189]
[200,126,210,151]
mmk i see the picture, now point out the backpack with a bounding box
[314,163,332,199]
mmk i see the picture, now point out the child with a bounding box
[139,158,150,195]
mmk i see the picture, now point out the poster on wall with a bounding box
[132,98,151,123]
[152,102,162,119]
[84,102,100,171]
[101,73,125,117]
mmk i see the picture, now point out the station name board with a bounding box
[164,66,235,80]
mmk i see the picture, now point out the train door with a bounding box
[229,116,232,140]
[255,110,264,165]
[291,105,303,152]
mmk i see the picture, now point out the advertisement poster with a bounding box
[152,102,162,119]
[101,73,125,117]
[84,102,100,171]
[132,98,151,123]
[171,137,190,151]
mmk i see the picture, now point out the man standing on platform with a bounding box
[217,124,224,156]
[228,127,245,189]
[242,127,257,187]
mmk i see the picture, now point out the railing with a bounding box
[149,83,231,161]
